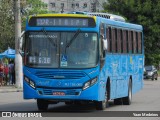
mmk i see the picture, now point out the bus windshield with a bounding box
[25,31,98,68]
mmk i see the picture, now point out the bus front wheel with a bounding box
[95,100,107,110]
[37,99,48,111]
[95,92,108,110]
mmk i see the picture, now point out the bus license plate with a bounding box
[53,92,65,96]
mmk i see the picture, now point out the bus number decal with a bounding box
[29,56,51,64]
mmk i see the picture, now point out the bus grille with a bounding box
[35,71,86,79]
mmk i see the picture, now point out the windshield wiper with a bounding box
[66,29,81,48]
[41,28,57,47]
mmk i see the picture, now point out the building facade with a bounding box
[42,0,107,13]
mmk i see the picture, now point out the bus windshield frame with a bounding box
[24,31,99,69]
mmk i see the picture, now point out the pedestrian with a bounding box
[8,60,14,85]
[0,60,4,86]
[12,62,15,85]
[4,64,9,85]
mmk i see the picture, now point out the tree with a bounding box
[103,0,160,67]
[21,0,49,30]
[0,0,49,52]
[0,0,15,52]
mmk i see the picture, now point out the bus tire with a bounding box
[74,101,81,105]
[122,79,132,105]
[95,100,107,110]
[114,98,123,105]
[95,91,108,110]
[37,99,48,111]
[65,101,73,105]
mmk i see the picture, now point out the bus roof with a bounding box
[28,13,143,31]
[28,13,96,20]
[99,17,143,31]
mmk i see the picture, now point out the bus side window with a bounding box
[111,28,116,53]
[131,31,134,53]
[128,31,132,53]
[126,30,129,53]
[109,27,112,52]
[100,23,105,37]
[138,32,142,54]
[106,27,111,52]
[100,23,105,55]
[133,31,137,54]
[136,32,139,53]
[115,29,118,53]
[120,30,123,53]
[117,29,121,53]
[123,30,127,53]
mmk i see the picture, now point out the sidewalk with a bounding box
[0,85,23,93]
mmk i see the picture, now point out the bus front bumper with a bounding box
[23,82,99,101]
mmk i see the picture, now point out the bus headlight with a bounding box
[24,76,36,89]
[30,80,35,89]
[83,77,97,90]
[83,81,91,90]
[24,76,29,83]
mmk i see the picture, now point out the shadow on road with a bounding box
[48,103,96,112]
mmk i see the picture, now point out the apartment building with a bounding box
[42,0,107,13]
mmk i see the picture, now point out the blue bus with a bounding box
[22,12,144,110]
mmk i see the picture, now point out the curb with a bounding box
[0,86,23,93]
[0,89,23,93]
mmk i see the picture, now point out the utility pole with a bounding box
[95,0,97,12]
[14,0,23,88]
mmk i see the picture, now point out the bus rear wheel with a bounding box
[114,98,123,105]
[37,99,48,111]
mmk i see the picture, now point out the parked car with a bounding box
[144,65,158,80]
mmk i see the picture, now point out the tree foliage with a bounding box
[0,0,15,52]
[0,0,48,52]
[21,0,49,30]
[103,0,160,67]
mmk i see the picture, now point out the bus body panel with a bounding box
[102,54,144,100]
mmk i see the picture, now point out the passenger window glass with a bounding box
[123,30,127,53]
[138,32,142,54]
[128,31,132,53]
[111,28,116,53]
[106,27,111,52]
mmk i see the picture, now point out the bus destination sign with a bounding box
[29,17,96,27]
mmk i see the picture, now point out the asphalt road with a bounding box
[0,78,160,119]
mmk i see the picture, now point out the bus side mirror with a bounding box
[103,38,108,51]
[100,35,108,51]
[100,35,107,67]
